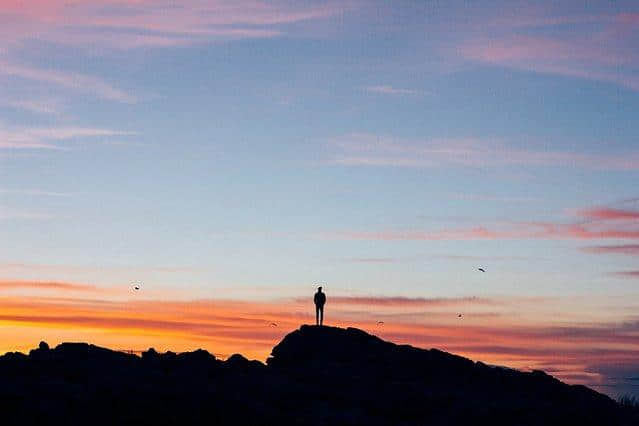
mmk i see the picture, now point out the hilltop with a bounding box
[0,325,635,425]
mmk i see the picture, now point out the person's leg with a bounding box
[316,305,319,325]
[319,306,323,326]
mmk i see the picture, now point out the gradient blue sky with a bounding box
[1,0,638,398]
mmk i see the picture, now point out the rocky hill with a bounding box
[0,325,635,425]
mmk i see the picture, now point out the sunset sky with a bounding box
[1,0,638,398]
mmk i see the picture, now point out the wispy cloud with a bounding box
[293,295,496,307]
[0,1,349,106]
[0,62,136,103]
[0,0,348,50]
[325,201,639,242]
[328,224,639,242]
[582,245,639,256]
[0,189,74,197]
[456,11,639,91]
[363,85,421,96]
[0,280,99,292]
[328,133,639,170]
[339,254,535,263]
[612,271,639,278]
[0,209,54,220]
[1,98,65,116]
[431,254,535,261]
[0,124,135,150]
[26,127,135,140]
[449,193,539,203]
[0,261,197,278]
[578,208,639,221]
[339,257,400,263]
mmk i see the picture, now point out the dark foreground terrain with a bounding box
[0,325,636,425]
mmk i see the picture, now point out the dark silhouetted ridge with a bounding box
[0,326,635,425]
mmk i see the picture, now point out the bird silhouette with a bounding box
[377,321,384,325]
[131,283,141,291]
[458,314,463,318]
[478,268,486,272]
[269,322,278,327]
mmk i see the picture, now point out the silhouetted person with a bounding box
[314,286,326,326]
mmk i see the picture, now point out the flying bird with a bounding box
[377,321,384,325]
[458,314,463,318]
[478,268,486,272]
[269,322,278,327]
[131,283,141,291]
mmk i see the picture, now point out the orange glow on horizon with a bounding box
[0,284,636,392]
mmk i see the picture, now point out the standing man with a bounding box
[314,286,326,326]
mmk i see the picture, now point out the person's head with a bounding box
[317,286,322,292]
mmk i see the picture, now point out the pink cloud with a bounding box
[483,13,614,30]
[528,222,639,240]
[0,1,349,104]
[457,31,639,91]
[0,123,134,150]
[0,189,72,197]
[363,85,421,96]
[449,193,538,203]
[0,0,348,50]
[617,13,639,25]
[2,98,64,116]
[326,200,639,244]
[328,133,639,170]
[578,208,639,221]
[612,271,639,278]
[0,62,135,102]
[293,296,496,307]
[0,280,99,292]
[582,245,639,255]
[340,257,399,263]
[329,221,639,242]
[332,227,522,241]
[459,35,633,67]
[452,7,639,91]
[0,209,54,220]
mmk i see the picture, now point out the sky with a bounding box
[0,0,638,398]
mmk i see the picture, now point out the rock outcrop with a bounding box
[0,325,635,425]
